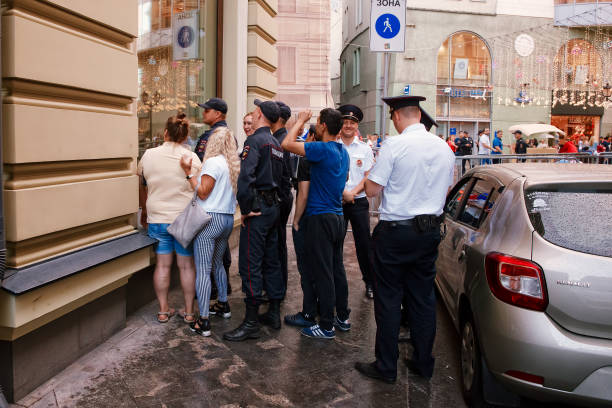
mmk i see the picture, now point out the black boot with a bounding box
[223,303,261,341]
[258,299,281,330]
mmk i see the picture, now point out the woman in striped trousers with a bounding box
[181,127,240,336]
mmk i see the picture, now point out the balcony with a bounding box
[555,1,612,26]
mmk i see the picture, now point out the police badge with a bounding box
[241,146,250,160]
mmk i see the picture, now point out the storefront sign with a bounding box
[173,10,199,61]
[443,87,486,98]
[369,0,406,52]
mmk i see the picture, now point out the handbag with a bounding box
[167,191,212,248]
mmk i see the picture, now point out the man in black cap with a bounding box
[355,96,455,383]
[266,101,293,302]
[224,99,285,341]
[195,97,232,299]
[337,104,375,300]
[513,129,528,162]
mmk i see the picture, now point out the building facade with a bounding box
[340,0,612,147]
[1,0,278,401]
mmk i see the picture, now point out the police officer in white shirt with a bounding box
[355,96,455,383]
[337,105,375,299]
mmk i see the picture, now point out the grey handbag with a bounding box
[167,191,212,248]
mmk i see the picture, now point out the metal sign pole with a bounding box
[380,52,390,140]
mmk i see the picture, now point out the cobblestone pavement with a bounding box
[12,228,467,408]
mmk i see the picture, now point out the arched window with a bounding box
[553,39,603,89]
[436,32,492,139]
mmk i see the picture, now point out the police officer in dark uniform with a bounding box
[355,96,455,382]
[271,101,294,299]
[337,104,375,299]
[223,100,285,341]
[195,98,232,296]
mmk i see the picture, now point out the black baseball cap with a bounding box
[338,104,363,122]
[276,101,292,121]
[382,95,438,131]
[197,97,228,114]
[512,130,523,135]
[254,99,280,123]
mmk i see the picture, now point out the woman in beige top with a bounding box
[137,116,202,323]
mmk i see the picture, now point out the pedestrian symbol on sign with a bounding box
[383,18,392,33]
[375,14,400,39]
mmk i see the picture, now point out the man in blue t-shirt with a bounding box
[282,108,351,339]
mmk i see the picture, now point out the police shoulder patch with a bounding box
[241,146,250,160]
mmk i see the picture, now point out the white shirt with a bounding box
[197,155,237,214]
[342,136,375,199]
[478,134,491,155]
[368,123,455,221]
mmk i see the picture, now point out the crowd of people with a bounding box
[137,93,455,383]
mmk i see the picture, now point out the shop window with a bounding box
[553,39,602,89]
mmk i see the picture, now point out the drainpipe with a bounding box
[0,14,6,282]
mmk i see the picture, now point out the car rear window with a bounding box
[525,186,612,258]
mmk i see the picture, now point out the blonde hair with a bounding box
[202,127,240,193]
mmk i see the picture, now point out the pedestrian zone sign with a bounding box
[369,0,406,53]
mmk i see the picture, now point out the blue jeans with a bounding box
[148,223,193,256]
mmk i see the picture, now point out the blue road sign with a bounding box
[375,14,401,39]
[450,128,457,135]
[403,85,411,95]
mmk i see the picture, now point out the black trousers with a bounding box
[278,195,294,297]
[305,213,349,331]
[223,246,231,273]
[371,221,441,379]
[342,197,373,285]
[238,202,283,305]
[292,217,317,316]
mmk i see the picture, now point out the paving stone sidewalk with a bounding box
[12,230,467,408]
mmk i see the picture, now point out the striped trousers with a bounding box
[193,212,234,318]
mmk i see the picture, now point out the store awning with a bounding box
[508,124,565,137]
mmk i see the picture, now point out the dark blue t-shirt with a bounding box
[304,141,349,216]
[492,136,503,155]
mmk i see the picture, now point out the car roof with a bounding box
[468,163,612,186]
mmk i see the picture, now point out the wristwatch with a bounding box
[186,174,193,180]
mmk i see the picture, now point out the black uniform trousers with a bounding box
[238,202,283,305]
[305,213,349,331]
[278,195,294,297]
[342,197,373,285]
[292,217,317,317]
[371,221,440,379]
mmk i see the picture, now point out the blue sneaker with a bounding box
[301,324,335,339]
[333,316,351,332]
[284,312,316,328]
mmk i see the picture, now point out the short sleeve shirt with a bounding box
[368,124,455,221]
[198,155,237,215]
[478,134,491,155]
[342,136,375,199]
[303,141,349,216]
[492,137,503,155]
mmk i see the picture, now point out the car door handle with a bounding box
[458,249,466,263]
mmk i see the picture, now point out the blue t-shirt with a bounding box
[492,136,503,155]
[304,141,349,216]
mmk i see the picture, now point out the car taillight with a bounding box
[485,253,548,312]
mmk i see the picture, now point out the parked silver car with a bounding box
[435,163,612,407]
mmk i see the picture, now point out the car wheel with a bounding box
[460,315,486,407]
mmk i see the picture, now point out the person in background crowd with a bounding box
[224,100,284,342]
[491,130,503,164]
[338,104,375,300]
[355,95,455,383]
[271,101,294,302]
[138,116,201,324]
[181,126,239,336]
[512,130,528,162]
[282,108,350,340]
[601,135,610,152]
[243,112,254,138]
[456,131,474,173]
[478,128,492,165]
[445,136,456,153]
[284,128,320,328]
[559,134,578,153]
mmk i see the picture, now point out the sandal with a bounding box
[182,312,196,324]
[156,309,175,323]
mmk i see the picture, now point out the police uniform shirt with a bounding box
[343,136,375,199]
[368,123,455,221]
[194,120,227,161]
[236,126,284,214]
[272,127,293,202]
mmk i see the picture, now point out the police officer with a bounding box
[271,101,294,298]
[355,96,455,382]
[337,105,375,299]
[195,98,232,297]
[223,100,284,341]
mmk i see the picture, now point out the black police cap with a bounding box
[276,101,292,121]
[254,99,280,123]
[382,95,438,131]
[197,97,228,114]
[338,104,363,122]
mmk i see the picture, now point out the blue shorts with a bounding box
[147,223,193,256]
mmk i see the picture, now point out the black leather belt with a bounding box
[379,219,414,227]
